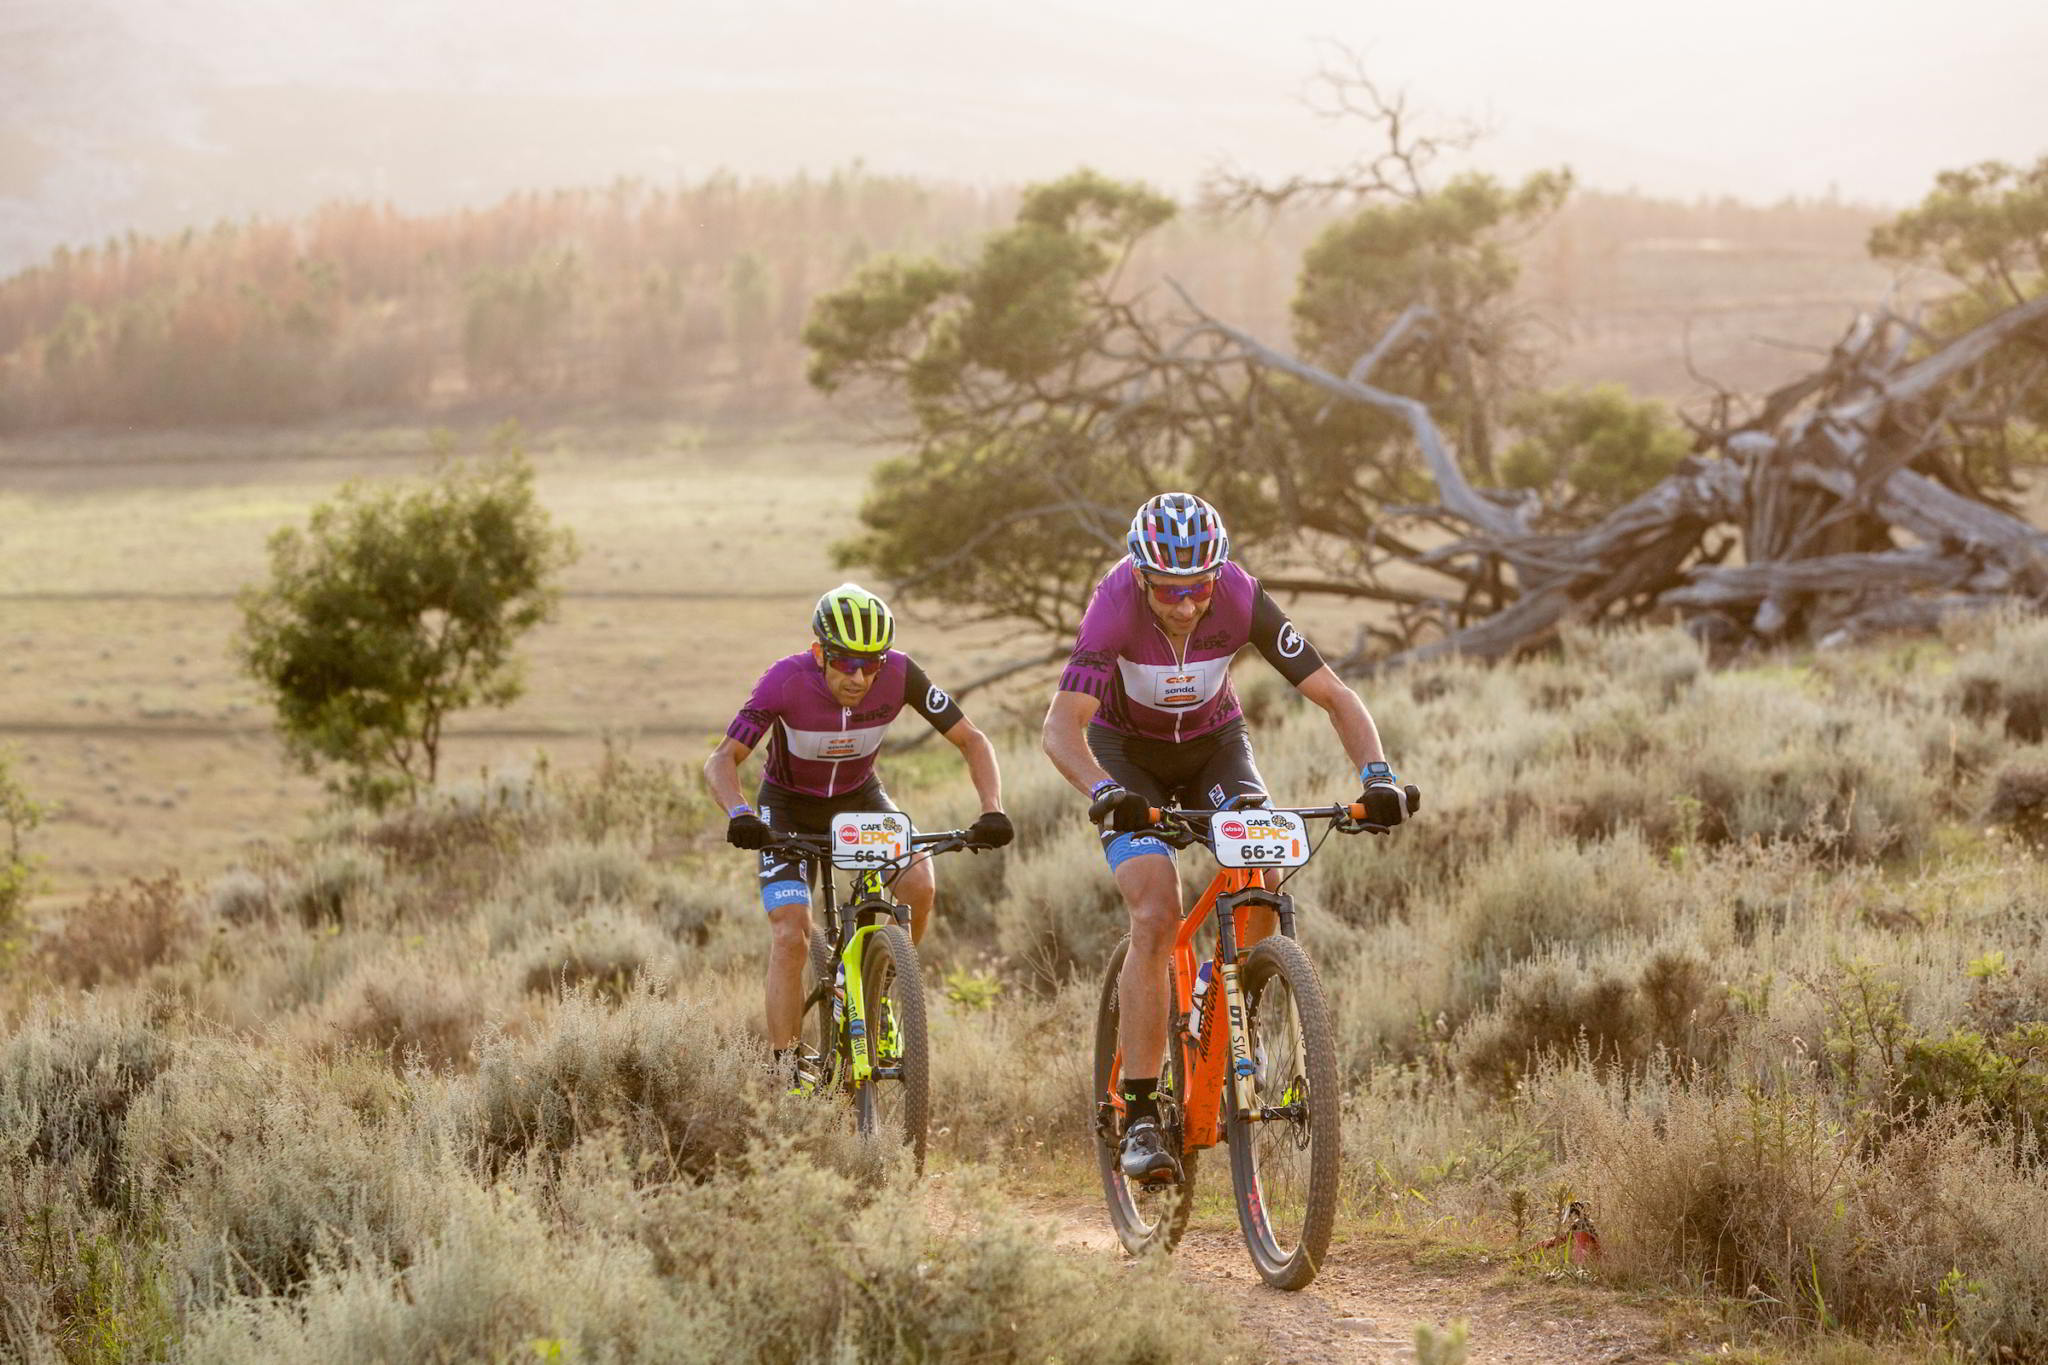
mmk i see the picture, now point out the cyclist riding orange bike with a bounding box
[1040,493,1414,1182]
[705,583,1011,1079]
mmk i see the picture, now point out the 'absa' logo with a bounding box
[837,826,860,845]
[1220,820,1247,839]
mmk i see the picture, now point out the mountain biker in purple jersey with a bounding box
[1040,493,1414,1184]
[704,582,1011,1057]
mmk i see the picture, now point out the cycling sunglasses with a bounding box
[824,649,886,676]
[1142,573,1217,605]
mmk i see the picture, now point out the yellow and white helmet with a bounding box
[811,582,895,654]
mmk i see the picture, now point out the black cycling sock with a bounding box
[1120,1077,1159,1128]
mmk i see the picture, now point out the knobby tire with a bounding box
[855,923,929,1170]
[1094,934,1196,1257]
[1225,934,1340,1290]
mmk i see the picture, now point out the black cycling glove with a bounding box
[967,810,1015,848]
[1088,785,1154,833]
[726,811,772,849]
[1356,763,1419,832]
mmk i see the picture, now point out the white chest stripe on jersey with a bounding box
[1116,655,1232,712]
[782,722,889,762]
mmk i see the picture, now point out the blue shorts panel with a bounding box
[1104,831,1173,870]
[761,879,811,912]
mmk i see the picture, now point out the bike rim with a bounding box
[1108,1068,1186,1234]
[855,950,913,1146]
[1241,973,1316,1257]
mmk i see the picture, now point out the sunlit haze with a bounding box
[4,0,2045,270]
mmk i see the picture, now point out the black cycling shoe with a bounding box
[1118,1118,1183,1184]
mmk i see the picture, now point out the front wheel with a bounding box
[1093,935,1197,1257]
[854,923,929,1169]
[1225,934,1340,1290]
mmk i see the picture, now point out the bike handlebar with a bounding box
[1134,791,1422,844]
[753,828,991,863]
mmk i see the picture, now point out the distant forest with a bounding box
[0,168,1896,432]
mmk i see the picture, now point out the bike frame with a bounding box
[766,829,971,1087]
[1172,867,1294,1151]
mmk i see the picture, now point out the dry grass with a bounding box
[7,609,2048,1359]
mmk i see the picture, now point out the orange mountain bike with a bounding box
[1093,794,1414,1290]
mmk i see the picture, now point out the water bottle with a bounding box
[1187,960,1216,1043]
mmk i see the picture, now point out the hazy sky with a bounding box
[4,0,2045,270]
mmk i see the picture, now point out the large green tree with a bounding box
[806,133,1576,644]
[806,170,1189,634]
[237,430,577,807]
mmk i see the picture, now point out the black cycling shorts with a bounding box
[753,778,903,913]
[1086,719,1268,866]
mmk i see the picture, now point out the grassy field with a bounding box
[1,414,1379,896]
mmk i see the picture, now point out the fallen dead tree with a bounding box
[1169,284,2048,665]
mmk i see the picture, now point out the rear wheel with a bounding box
[801,927,844,1095]
[854,923,929,1169]
[1094,935,1196,1257]
[1225,934,1340,1290]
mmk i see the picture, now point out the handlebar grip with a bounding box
[1345,802,1367,821]
[1147,807,1163,824]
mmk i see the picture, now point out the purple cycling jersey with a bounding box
[725,650,964,798]
[1057,562,1327,743]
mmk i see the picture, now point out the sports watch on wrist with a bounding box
[1360,761,1397,786]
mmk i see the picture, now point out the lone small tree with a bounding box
[0,747,46,963]
[237,435,576,807]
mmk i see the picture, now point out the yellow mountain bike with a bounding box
[758,814,985,1168]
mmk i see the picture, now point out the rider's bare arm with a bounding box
[940,715,1006,814]
[703,736,755,811]
[1295,666,1386,775]
[1041,690,1118,796]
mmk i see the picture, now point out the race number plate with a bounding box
[1210,809,1310,868]
[829,811,914,869]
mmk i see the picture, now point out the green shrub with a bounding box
[0,1002,172,1209]
[319,952,493,1068]
[1955,615,2048,744]
[207,867,275,926]
[518,907,672,998]
[1984,759,2048,849]
[532,838,649,908]
[1455,947,1730,1094]
[1456,830,1667,968]
[0,748,47,964]
[1541,1061,2048,1357]
[281,848,387,927]
[186,1148,1249,1364]
[458,983,843,1180]
[123,1043,453,1302]
[1900,1025,2048,1139]
[35,872,201,990]
[235,447,577,807]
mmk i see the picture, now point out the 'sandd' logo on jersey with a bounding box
[1277,624,1306,659]
[820,735,863,759]
[1160,673,1199,708]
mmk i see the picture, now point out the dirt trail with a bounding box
[1012,1194,1676,1365]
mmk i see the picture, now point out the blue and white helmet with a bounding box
[1127,492,1229,575]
